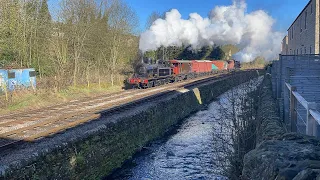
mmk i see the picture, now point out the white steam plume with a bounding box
[139,1,284,62]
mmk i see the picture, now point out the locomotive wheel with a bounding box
[147,82,153,88]
[156,80,161,86]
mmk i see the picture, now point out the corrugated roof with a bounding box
[192,60,212,62]
[170,60,192,63]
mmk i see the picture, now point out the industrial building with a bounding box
[282,0,320,55]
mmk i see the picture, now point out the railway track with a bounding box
[0,70,248,150]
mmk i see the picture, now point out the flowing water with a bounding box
[107,77,263,180]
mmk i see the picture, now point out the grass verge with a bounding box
[0,83,123,115]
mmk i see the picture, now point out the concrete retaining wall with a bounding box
[0,71,260,180]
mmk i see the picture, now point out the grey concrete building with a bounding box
[286,0,320,55]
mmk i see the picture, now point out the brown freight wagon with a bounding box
[227,60,235,69]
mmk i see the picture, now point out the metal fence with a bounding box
[271,55,320,137]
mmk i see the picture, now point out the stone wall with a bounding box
[242,75,320,180]
[1,71,260,180]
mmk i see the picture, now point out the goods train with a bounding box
[126,59,240,89]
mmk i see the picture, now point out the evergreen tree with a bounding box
[39,0,52,23]
[37,0,52,77]
[209,46,225,60]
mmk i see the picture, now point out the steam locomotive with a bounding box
[126,59,239,89]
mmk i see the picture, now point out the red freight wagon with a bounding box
[227,60,235,70]
[191,60,212,73]
[212,60,228,70]
[205,60,213,72]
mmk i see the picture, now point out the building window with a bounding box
[310,46,312,54]
[289,30,290,40]
[29,71,36,77]
[311,2,313,14]
[305,47,307,54]
[8,72,15,79]
[289,29,291,40]
[305,11,307,29]
[301,48,302,54]
[300,18,302,32]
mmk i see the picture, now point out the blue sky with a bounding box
[48,0,310,33]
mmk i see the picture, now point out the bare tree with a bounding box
[211,76,263,179]
[145,11,162,29]
[105,0,139,86]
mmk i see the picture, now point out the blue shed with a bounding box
[0,68,36,92]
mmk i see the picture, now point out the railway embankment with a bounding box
[242,75,320,179]
[0,71,260,180]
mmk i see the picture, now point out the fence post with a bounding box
[290,86,297,132]
[277,56,282,99]
[306,102,317,136]
[284,68,291,128]
[314,114,320,138]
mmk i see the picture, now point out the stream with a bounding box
[107,77,263,180]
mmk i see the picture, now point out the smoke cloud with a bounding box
[139,1,284,62]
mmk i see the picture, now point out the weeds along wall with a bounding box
[1,71,261,180]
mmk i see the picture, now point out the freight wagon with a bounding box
[227,60,235,69]
[126,59,236,89]
[212,60,228,70]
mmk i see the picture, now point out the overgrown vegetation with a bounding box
[0,0,139,111]
[212,76,264,179]
[241,56,267,69]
